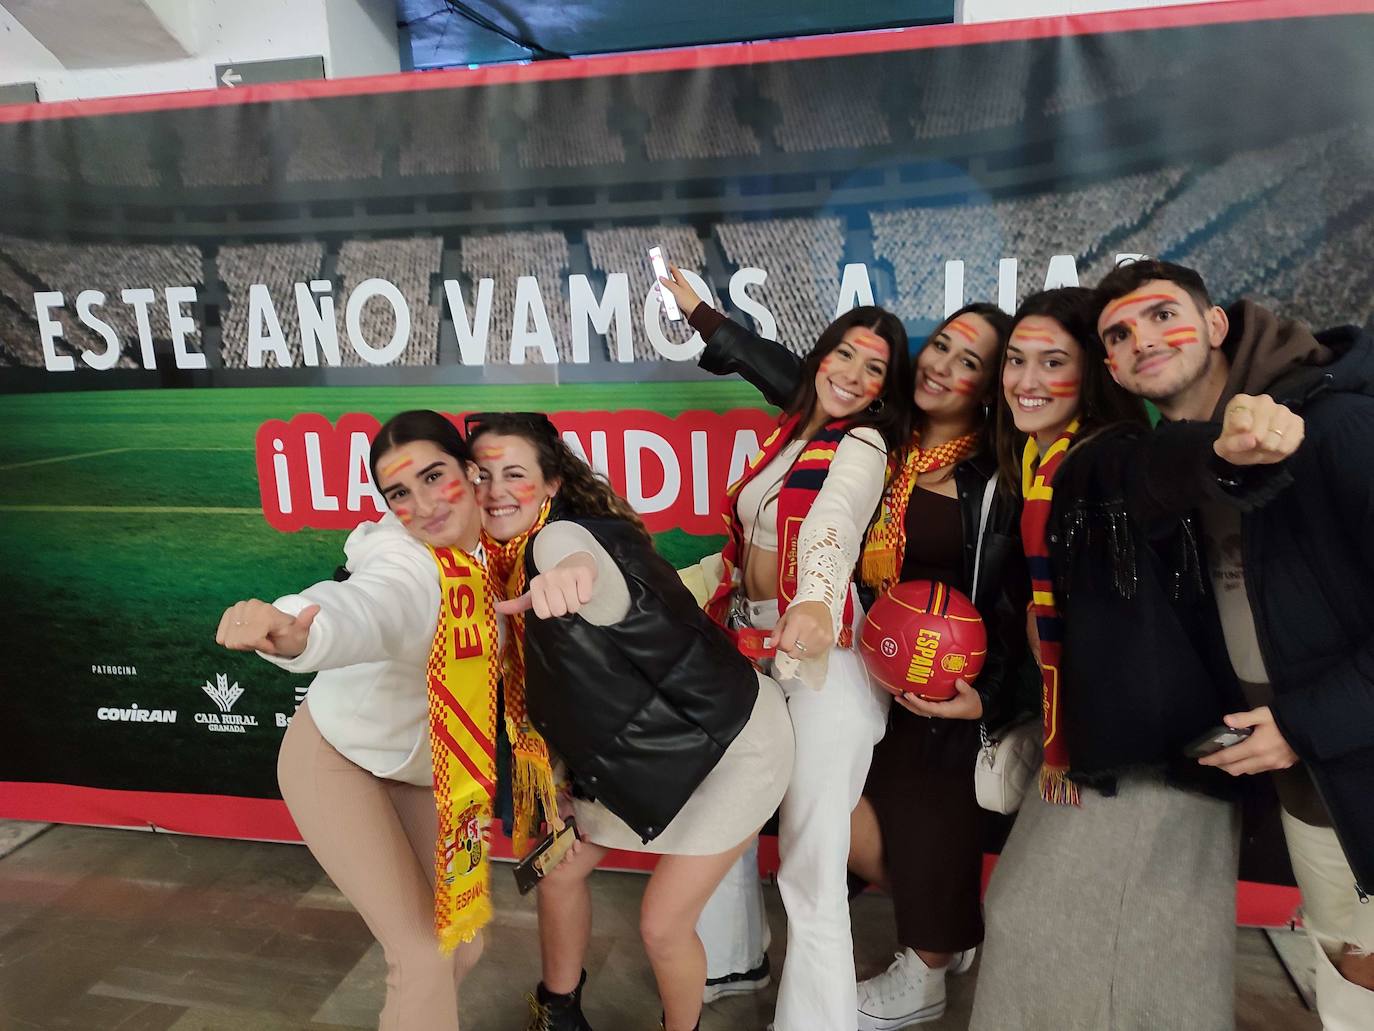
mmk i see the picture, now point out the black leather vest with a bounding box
[523,518,759,842]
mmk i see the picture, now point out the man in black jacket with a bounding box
[1096,259,1374,1028]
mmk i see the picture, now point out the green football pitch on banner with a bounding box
[0,382,755,793]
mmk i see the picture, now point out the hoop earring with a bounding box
[868,397,885,414]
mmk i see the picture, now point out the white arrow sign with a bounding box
[220,68,242,88]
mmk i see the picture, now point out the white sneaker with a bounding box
[702,954,770,1003]
[950,946,977,975]
[856,949,949,1030]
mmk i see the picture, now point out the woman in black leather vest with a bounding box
[468,413,794,1031]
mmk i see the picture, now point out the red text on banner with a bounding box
[255,409,779,535]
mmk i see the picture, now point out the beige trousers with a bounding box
[1280,810,1374,1031]
[278,703,480,1031]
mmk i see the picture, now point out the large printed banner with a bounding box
[1,2,1371,913]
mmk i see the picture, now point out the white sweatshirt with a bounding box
[261,513,443,786]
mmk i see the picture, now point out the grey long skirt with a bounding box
[970,774,1240,1031]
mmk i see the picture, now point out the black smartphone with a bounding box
[512,816,579,895]
[1184,725,1254,759]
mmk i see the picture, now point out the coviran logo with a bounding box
[96,703,176,724]
[195,673,259,733]
[905,628,943,686]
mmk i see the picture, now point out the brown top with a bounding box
[1201,502,1329,826]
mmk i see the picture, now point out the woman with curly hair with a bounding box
[466,412,794,1031]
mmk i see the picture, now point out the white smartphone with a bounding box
[648,247,681,321]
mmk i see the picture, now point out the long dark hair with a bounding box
[369,409,473,493]
[913,302,1014,462]
[466,412,650,540]
[782,305,913,453]
[994,288,1150,493]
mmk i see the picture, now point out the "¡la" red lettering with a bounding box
[254,408,777,535]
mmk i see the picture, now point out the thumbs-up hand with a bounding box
[1214,393,1304,466]
[216,599,319,658]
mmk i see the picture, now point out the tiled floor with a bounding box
[0,822,1319,1030]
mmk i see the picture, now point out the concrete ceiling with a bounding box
[3,0,193,67]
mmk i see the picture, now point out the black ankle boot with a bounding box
[526,969,593,1031]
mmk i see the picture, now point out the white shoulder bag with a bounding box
[969,476,1042,814]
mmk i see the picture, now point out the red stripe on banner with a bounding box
[428,674,496,760]
[0,782,1301,926]
[0,781,303,841]
[0,2,1365,124]
[429,720,497,798]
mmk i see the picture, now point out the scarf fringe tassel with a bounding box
[1039,765,1081,807]
[438,899,491,954]
[510,737,563,858]
[861,547,898,596]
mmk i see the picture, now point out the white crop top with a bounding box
[732,425,888,669]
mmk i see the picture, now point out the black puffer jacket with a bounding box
[522,517,758,843]
[1217,314,1374,895]
[698,314,1031,722]
[1046,421,1281,799]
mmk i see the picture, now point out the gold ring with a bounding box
[1268,427,1285,439]
[794,640,808,654]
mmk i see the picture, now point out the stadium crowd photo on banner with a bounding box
[1,1,1372,1030]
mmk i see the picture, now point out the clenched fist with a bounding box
[1214,393,1304,466]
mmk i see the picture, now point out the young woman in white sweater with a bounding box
[216,409,500,1031]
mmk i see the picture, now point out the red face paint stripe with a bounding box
[1101,292,1177,325]
[1048,384,1080,397]
[381,457,413,477]
[849,332,891,359]
[945,320,978,342]
[951,379,979,396]
[1011,330,1057,343]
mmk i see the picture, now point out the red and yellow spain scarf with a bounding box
[425,545,502,950]
[1020,418,1080,806]
[706,413,857,645]
[481,498,562,857]
[860,429,981,595]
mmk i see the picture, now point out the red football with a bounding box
[860,580,987,701]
